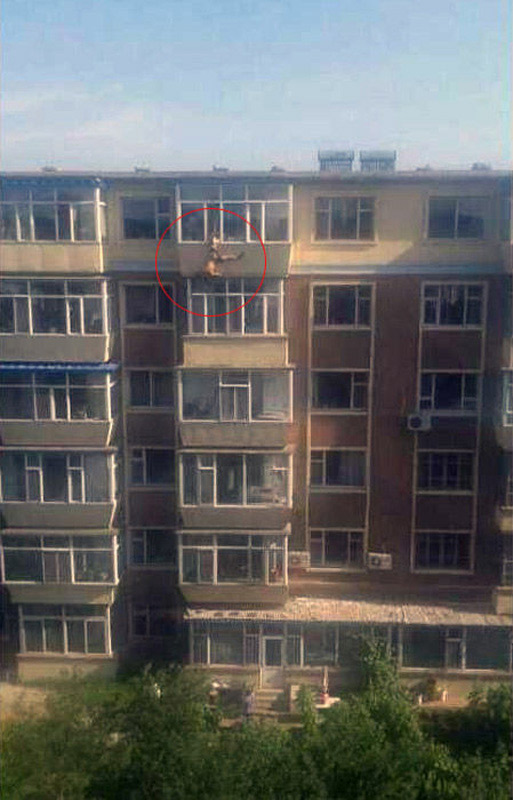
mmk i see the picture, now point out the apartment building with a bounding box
[0,155,512,692]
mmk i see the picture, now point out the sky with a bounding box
[1,0,511,172]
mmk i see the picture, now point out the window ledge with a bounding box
[310,240,378,247]
[411,569,473,575]
[416,490,474,496]
[310,410,367,416]
[127,407,174,413]
[421,239,489,246]
[0,240,100,246]
[18,652,112,659]
[129,485,176,491]
[310,487,366,494]
[307,567,365,574]
[421,325,483,332]
[312,326,371,332]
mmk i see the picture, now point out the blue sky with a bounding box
[1,0,510,171]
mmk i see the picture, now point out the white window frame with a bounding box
[178,531,288,586]
[186,278,284,336]
[129,448,175,487]
[421,282,485,328]
[310,449,367,491]
[417,451,475,493]
[0,452,114,504]
[0,279,106,335]
[312,284,372,329]
[419,372,480,413]
[503,371,513,426]
[0,534,117,584]
[180,451,292,507]
[19,604,110,654]
[127,370,174,410]
[0,186,104,243]
[413,531,472,573]
[313,196,375,242]
[179,369,293,422]
[0,372,111,421]
[311,369,369,413]
[176,183,292,243]
[309,529,365,570]
[121,196,174,240]
[123,282,174,327]
[426,196,489,240]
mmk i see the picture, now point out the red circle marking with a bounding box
[154,207,267,317]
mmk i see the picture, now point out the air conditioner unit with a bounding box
[407,412,432,432]
[367,552,393,570]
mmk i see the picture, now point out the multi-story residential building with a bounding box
[1,155,512,695]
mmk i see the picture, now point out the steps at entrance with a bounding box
[253,688,287,716]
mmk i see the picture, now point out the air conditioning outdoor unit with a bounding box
[367,553,393,570]
[407,412,432,432]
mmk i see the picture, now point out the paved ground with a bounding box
[0,683,48,722]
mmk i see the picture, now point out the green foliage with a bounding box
[1,655,511,799]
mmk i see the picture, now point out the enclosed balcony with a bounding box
[0,363,117,447]
[177,368,293,447]
[0,451,116,528]
[178,528,288,605]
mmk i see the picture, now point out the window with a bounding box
[187,278,283,335]
[180,532,286,585]
[124,284,173,325]
[420,373,479,411]
[0,279,105,335]
[304,626,337,666]
[210,623,244,664]
[181,452,290,506]
[313,285,371,327]
[417,452,474,492]
[0,184,102,242]
[402,626,445,668]
[130,449,174,486]
[177,183,290,243]
[0,453,111,502]
[20,604,108,654]
[1,534,115,583]
[131,605,176,637]
[130,530,176,565]
[309,530,364,568]
[181,370,290,421]
[466,628,511,671]
[122,197,173,239]
[503,372,513,426]
[502,454,513,507]
[0,371,109,420]
[314,197,375,240]
[310,450,366,488]
[428,197,488,239]
[414,532,471,570]
[312,371,368,411]
[422,284,483,327]
[129,371,173,408]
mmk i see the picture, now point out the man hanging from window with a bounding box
[203,233,243,277]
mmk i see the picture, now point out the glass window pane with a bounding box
[4,550,42,581]
[265,203,288,241]
[223,204,246,241]
[74,205,95,240]
[182,372,218,419]
[42,455,67,501]
[429,197,456,238]
[83,298,103,333]
[130,372,151,406]
[147,450,174,484]
[44,619,64,652]
[123,198,155,238]
[24,620,43,651]
[87,621,106,653]
[33,205,57,240]
[403,627,444,667]
[153,373,173,406]
[457,198,485,238]
[67,620,85,652]
[31,298,66,333]
[126,286,156,324]
[329,287,356,325]
[3,387,33,418]
[181,204,205,240]
[217,455,243,504]
[251,372,289,420]
[0,298,15,332]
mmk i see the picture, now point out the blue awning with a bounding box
[0,362,119,372]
